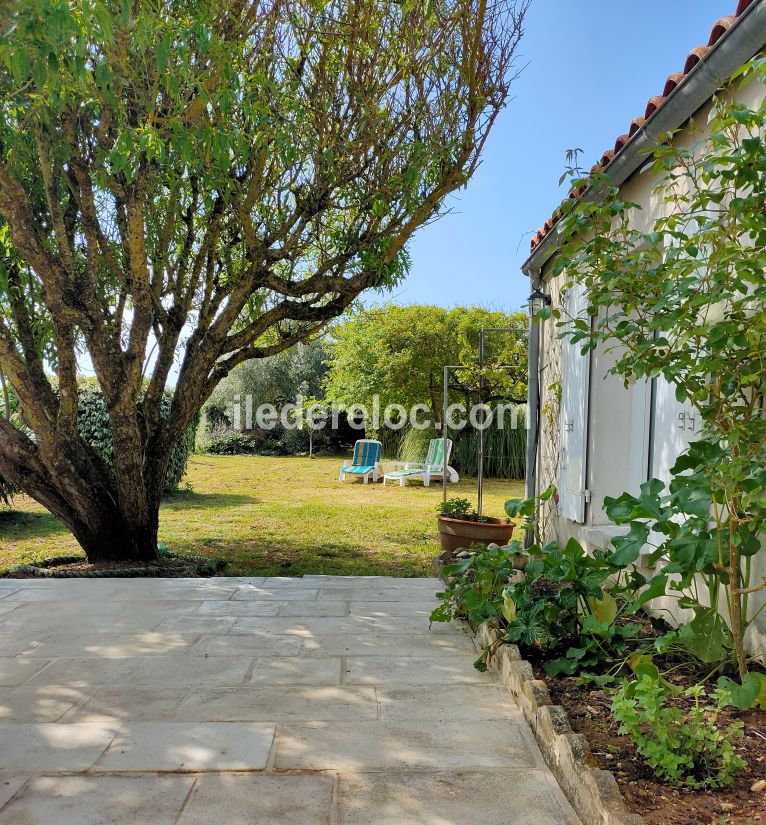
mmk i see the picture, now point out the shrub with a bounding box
[431,542,522,639]
[612,674,745,789]
[76,388,196,495]
[206,431,286,456]
[436,497,492,523]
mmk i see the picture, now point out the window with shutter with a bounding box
[558,283,591,523]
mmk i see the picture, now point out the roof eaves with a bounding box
[521,0,766,276]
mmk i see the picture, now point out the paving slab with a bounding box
[343,655,488,685]
[277,599,349,617]
[0,722,118,773]
[190,633,303,657]
[301,632,471,658]
[178,686,378,721]
[0,775,195,825]
[0,634,49,658]
[154,616,237,632]
[59,687,190,723]
[230,615,456,636]
[0,777,26,809]
[230,616,378,635]
[93,722,275,772]
[338,770,579,825]
[231,586,319,600]
[22,657,140,688]
[347,601,435,618]
[274,720,540,771]
[376,685,520,721]
[127,655,253,687]
[0,658,50,687]
[247,657,341,685]
[179,773,335,825]
[196,599,281,617]
[0,686,85,723]
[0,656,50,687]
[18,632,199,659]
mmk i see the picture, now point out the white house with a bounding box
[521,0,766,654]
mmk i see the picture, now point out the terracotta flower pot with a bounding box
[436,515,515,557]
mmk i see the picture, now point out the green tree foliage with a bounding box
[0,0,528,560]
[324,304,528,421]
[209,341,328,420]
[205,340,335,455]
[548,57,766,678]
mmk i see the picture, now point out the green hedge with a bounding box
[77,388,197,495]
[206,431,287,456]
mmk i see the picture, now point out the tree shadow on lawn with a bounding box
[160,491,261,511]
[169,537,436,578]
[0,509,71,539]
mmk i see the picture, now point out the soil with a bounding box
[540,671,766,825]
[2,555,219,578]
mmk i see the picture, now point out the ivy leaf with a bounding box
[684,608,731,663]
[717,672,764,710]
[501,591,517,624]
[627,574,667,614]
[586,591,617,625]
[611,521,649,566]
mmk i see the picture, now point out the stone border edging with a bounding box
[2,554,224,578]
[433,556,644,825]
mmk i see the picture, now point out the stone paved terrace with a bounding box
[0,576,580,824]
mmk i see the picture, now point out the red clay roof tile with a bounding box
[709,16,736,44]
[529,3,752,254]
[662,72,686,96]
[628,116,646,137]
[683,45,712,74]
[644,95,667,118]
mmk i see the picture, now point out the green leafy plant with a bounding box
[612,673,745,789]
[501,537,650,680]
[436,498,492,523]
[431,542,524,667]
[433,494,651,679]
[549,57,766,677]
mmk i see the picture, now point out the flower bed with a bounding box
[543,673,766,825]
[432,537,766,825]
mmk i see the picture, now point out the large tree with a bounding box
[325,304,528,421]
[0,0,527,561]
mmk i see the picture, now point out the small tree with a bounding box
[0,0,528,561]
[288,389,328,458]
[548,58,766,678]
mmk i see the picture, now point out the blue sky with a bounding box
[385,0,730,313]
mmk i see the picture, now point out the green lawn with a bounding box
[0,455,524,576]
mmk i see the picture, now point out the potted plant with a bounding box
[436,498,516,557]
